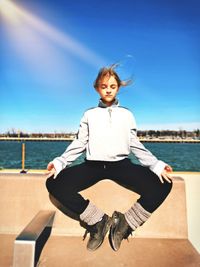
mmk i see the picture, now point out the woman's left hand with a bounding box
[160,165,173,184]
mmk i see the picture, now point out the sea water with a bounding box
[0,141,199,171]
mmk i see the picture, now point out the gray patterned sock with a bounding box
[124,202,151,230]
[80,202,105,225]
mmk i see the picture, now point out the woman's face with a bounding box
[96,75,119,106]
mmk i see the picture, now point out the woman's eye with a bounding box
[101,85,106,89]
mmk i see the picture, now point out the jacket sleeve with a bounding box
[52,112,88,176]
[129,114,167,177]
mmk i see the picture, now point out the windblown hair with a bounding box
[93,63,132,89]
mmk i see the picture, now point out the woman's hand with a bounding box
[45,162,56,177]
[159,165,173,184]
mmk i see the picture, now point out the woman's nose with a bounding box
[106,88,111,93]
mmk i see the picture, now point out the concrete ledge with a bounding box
[0,172,200,266]
[41,236,200,267]
[0,173,187,239]
[178,173,200,254]
[0,235,199,267]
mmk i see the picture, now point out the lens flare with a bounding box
[0,0,106,68]
[0,0,21,23]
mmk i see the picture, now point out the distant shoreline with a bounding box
[0,137,199,143]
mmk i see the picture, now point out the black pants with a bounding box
[46,159,172,215]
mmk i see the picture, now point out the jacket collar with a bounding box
[98,98,119,108]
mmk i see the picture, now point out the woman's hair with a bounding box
[93,63,132,89]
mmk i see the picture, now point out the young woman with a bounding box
[46,65,173,252]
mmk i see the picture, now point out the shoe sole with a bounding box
[87,217,112,251]
[109,213,120,251]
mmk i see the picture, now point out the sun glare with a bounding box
[0,0,21,23]
[0,0,105,68]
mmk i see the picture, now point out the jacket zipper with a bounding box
[108,108,112,123]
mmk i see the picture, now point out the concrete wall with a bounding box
[1,171,200,253]
[178,173,200,254]
[0,173,187,239]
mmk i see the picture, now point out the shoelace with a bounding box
[83,229,89,241]
[82,227,97,241]
[123,227,133,241]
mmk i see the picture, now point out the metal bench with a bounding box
[13,210,55,267]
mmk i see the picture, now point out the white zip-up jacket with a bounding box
[53,99,167,177]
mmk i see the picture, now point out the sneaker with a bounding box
[82,214,112,251]
[109,211,133,251]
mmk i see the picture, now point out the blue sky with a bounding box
[0,0,199,133]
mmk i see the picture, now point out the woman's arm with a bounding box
[130,128,172,182]
[47,112,89,177]
[129,111,173,182]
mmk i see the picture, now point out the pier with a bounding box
[0,137,74,142]
[139,138,200,143]
[0,137,200,143]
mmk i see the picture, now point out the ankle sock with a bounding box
[80,202,104,225]
[124,202,151,230]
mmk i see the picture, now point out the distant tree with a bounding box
[194,129,200,138]
[156,131,160,138]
